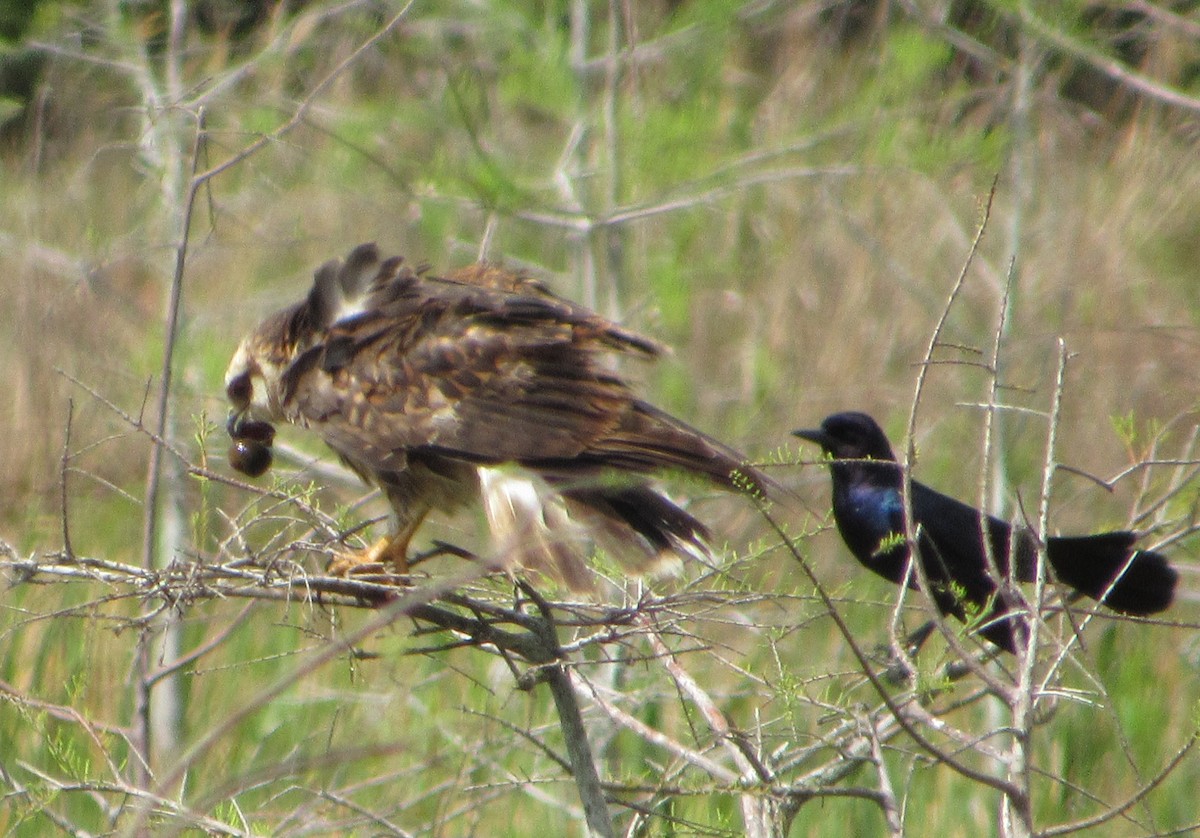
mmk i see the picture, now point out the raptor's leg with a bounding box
[328,512,428,577]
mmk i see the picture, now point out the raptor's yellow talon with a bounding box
[327,533,413,577]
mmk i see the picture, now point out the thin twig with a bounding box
[755,501,1022,800]
[190,2,416,190]
[643,617,778,836]
[1039,732,1200,837]
[59,399,75,561]
[904,179,1013,696]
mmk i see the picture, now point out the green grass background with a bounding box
[1,1,1198,834]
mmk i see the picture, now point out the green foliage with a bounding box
[646,251,694,334]
[1,1,1199,835]
[495,25,576,118]
[873,530,906,559]
[1110,410,1164,461]
[0,93,21,125]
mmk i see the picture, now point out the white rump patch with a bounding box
[477,466,592,590]
[477,467,701,590]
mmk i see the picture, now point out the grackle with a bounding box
[794,411,1177,653]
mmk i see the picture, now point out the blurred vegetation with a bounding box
[1,0,1199,835]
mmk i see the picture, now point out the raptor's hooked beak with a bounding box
[224,368,277,477]
[225,369,253,414]
[225,368,254,437]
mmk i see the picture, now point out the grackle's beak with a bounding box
[792,427,829,448]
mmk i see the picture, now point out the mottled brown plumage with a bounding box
[225,243,771,585]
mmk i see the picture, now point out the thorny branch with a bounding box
[1,531,1094,836]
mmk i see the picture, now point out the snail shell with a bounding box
[229,438,273,477]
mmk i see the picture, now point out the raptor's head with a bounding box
[224,242,394,475]
[225,243,392,419]
[223,305,307,478]
[224,307,303,424]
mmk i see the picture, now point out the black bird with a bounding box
[794,411,1177,653]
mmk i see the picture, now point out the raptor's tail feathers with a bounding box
[588,401,780,501]
[478,469,711,591]
[563,484,712,572]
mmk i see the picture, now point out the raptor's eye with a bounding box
[226,372,253,409]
